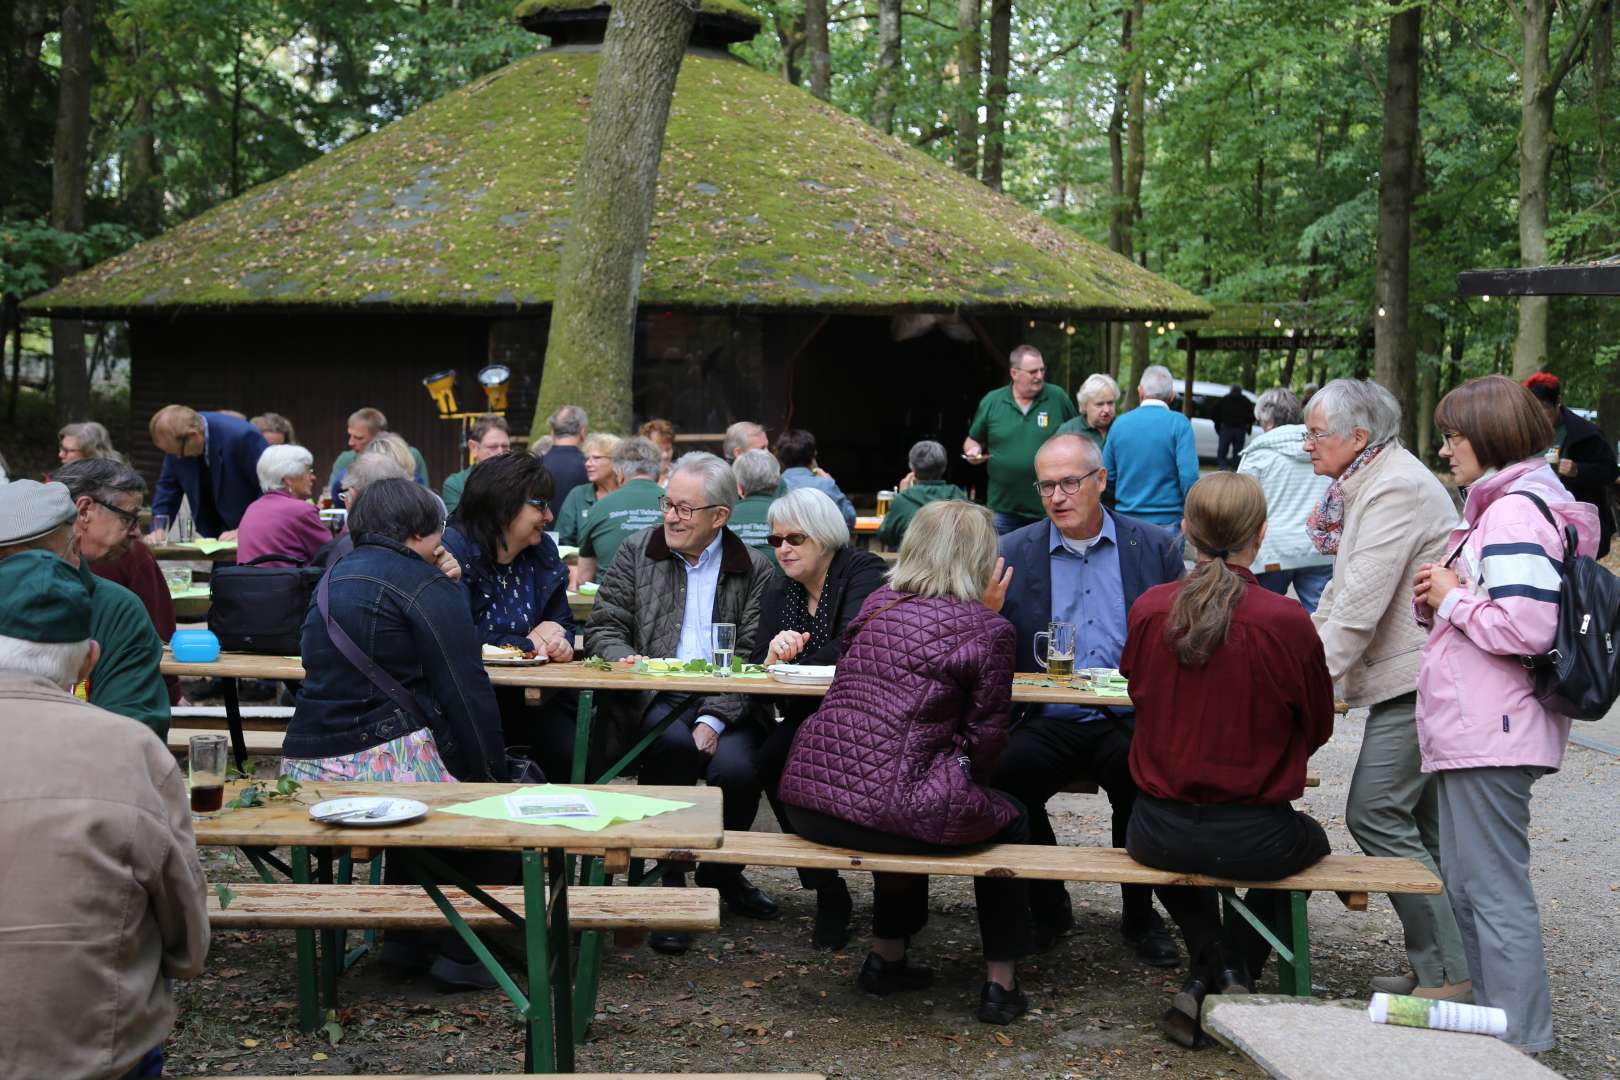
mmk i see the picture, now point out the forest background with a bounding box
[3,0,1616,467]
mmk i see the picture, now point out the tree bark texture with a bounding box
[871,0,901,133]
[50,0,94,425]
[805,0,829,100]
[955,0,981,177]
[982,0,1011,190]
[1375,4,1420,447]
[1119,0,1147,409]
[534,0,696,439]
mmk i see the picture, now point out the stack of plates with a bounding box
[768,664,836,686]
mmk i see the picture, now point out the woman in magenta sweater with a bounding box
[236,444,332,567]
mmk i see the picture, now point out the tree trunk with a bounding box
[1375,5,1420,447]
[50,0,94,425]
[805,0,829,100]
[1595,3,1619,442]
[982,0,1011,191]
[871,0,902,134]
[124,28,161,235]
[1417,354,1439,466]
[1118,0,1147,408]
[533,0,696,438]
[954,0,981,177]
[1280,342,1299,390]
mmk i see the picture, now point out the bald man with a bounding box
[148,405,268,540]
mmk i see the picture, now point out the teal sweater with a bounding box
[1100,402,1200,524]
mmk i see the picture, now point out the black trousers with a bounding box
[990,712,1156,928]
[640,694,763,889]
[1126,794,1330,977]
[785,801,1034,963]
[755,708,840,892]
[494,685,580,784]
[1216,425,1248,469]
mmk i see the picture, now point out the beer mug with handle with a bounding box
[1033,620,1077,678]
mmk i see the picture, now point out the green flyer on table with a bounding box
[439,784,693,832]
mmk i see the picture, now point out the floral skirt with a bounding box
[280,727,458,783]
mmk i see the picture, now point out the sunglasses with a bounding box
[766,532,809,548]
[525,497,549,513]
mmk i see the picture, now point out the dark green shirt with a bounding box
[876,481,968,549]
[967,383,1077,518]
[80,561,170,739]
[555,483,598,547]
[728,493,779,570]
[1054,414,1107,452]
[440,465,473,516]
[579,478,665,572]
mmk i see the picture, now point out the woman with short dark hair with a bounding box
[1412,375,1601,1053]
[442,453,577,780]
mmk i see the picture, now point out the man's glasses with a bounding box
[766,532,809,548]
[525,497,549,513]
[659,497,721,521]
[91,496,142,529]
[1033,468,1102,498]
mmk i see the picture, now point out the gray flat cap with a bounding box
[0,479,76,546]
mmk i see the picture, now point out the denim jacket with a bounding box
[441,526,574,650]
[284,534,509,781]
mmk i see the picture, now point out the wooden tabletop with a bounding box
[191,781,722,851]
[149,542,239,561]
[161,652,1136,707]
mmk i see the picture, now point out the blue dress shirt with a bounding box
[674,533,728,734]
[1044,516,1127,722]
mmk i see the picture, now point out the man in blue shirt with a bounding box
[1102,365,1200,528]
[991,433,1185,964]
[775,428,857,528]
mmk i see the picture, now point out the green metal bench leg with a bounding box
[1286,890,1311,996]
[547,848,576,1071]
[316,849,341,1014]
[290,845,321,1032]
[572,856,608,1043]
[1219,888,1309,996]
[571,689,594,784]
[522,848,554,1073]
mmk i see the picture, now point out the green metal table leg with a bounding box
[1220,888,1301,995]
[522,848,554,1073]
[316,849,341,1014]
[571,689,594,784]
[548,848,576,1071]
[593,696,702,783]
[572,856,608,1043]
[290,845,321,1032]
[1287,890,1311,997]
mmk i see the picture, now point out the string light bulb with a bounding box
[1378,306,1387,318]
[1273,318,1282,328]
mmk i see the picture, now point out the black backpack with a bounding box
[1515,492,1620,720]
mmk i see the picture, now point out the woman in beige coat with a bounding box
[1304,379,1471,1000]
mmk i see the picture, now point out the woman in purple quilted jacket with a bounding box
[778,499,1032,1026]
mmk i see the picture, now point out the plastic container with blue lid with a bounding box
[170,629,221,663]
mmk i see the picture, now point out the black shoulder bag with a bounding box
[208,553,322,655]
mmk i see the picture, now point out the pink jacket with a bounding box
[1414,459,1599,773]
[236,489,331,567]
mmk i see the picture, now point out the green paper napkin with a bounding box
[439,784,693,832]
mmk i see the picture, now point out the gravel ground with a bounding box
[166,706,1620,1079]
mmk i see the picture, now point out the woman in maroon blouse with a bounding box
[1120,472,1335,1048]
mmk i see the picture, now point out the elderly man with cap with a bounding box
[0,551,210,1080]
[0,479,170,736]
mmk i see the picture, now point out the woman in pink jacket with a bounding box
[1413,375,1599,1054]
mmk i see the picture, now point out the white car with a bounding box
[1184,380,1265,463]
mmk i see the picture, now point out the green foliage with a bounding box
[213,883,236,910]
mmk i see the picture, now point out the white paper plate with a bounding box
[769,663,835,686]
[483,654,548,666]
[309,796,429,827]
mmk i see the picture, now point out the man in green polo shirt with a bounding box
[441,414,511,516]
[576,435,667,583]
[964,344,1076,534]
[727,448,780,570]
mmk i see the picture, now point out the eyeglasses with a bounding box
[525,497,550,513]
[766,532,809,548]
[92,496,142,530]
[1440,430,1466,447]
[1301,428,1337,445]
[338,487,356,505]
[659,497,722,521]
[1033,468,1102,498]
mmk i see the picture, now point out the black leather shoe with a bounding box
[976,980,1029,1025]
[649,931,692,955]
[812,880,853,949]
[429,952,498,992]
[1122,912,1180,967]
[1159,970,1212,1048]
[857,952,934,996]
[719,876,780,920]
[1214,959,1252,995]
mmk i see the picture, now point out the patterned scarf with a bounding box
[1305,442,1385,555]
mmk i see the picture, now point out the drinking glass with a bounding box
[162,566,193,594]
[876,489,895,517]
[175,516,196,543]
[188,734,228,814]
[1033,620,1077,678]
[711,622,737,676]
[149,514,171,542]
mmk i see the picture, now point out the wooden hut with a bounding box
[26,0,1208,495]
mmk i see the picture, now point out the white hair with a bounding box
[889,500,998,603]
[1253,387,1303,428]
[733,448,781,497]
[670,452,738,510]
[1077,372,1120,408]
[256,443,315,493]
[1138,365,1176,402]
[613,436,664,483]
[723,421,765,460]
[1308,378,1402,446]
[0,633,93,690]
[767,487,849,552]
[548,405,588,438]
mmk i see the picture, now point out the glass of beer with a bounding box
[876,490,895,517]
[711,622,737,676]
[189,734,228,814]
[1034,621,1077,678]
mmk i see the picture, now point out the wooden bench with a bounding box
[1062,773,1319,795]
[170,726,286,757]
[604,831,1439,996]
[212,1074,823,1079]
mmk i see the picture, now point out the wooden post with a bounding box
[1182,331,1198,417]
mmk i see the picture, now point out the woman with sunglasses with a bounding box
[442,452,577,780]
[749,487,888,949]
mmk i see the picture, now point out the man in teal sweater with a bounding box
[1101,365,1200,528]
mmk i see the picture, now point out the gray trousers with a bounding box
[1437,766,1554,1053]
[1345,693,1470,985]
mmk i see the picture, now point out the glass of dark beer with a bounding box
[189,734,228,813]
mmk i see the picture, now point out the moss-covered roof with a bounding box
[28,51,1209,321]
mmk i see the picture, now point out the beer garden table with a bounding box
[193,781,720,1072]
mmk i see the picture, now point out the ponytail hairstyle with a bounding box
[1164,472,1268,666]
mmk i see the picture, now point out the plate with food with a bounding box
[482,643,547,666]
[768,663,836,686]
[309,796,430,827]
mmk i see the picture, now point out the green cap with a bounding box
[0,551,92,643]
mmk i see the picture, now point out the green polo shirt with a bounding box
[968,383,1076,518]
[555,483,598,547]
[441,465,474,516]
[728,493,779,570]
[579,478,665,572]
[876,481,967,549]
[80,561,170,739]
[1054,414,1107,452]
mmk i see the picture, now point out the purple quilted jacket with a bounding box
[779,585,1018,846]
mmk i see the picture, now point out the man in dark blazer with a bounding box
[991,432,1185,965]
[148,406,269,539]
